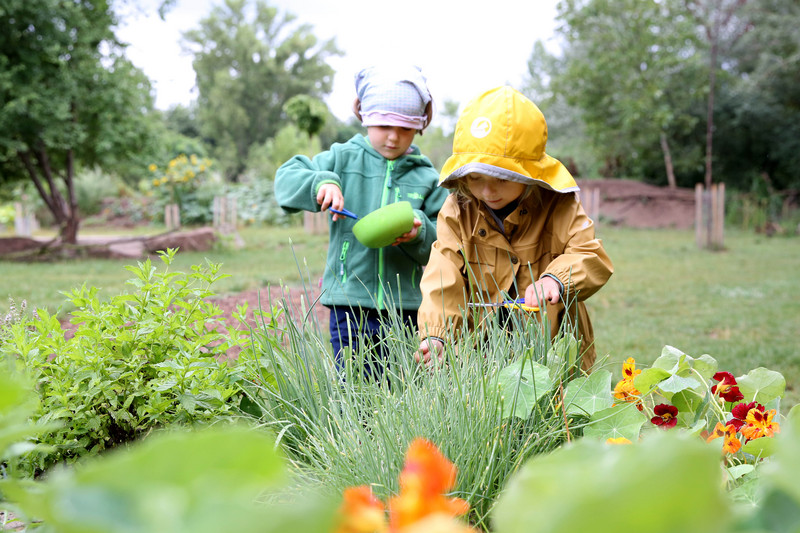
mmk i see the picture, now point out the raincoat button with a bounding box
[478,229,486,237]
[511,256,519,264]
[521,209,528,215]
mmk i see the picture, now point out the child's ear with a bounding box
[420,99,434,133]
[352,98,363,122]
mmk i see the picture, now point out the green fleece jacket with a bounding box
[274,134,448,310]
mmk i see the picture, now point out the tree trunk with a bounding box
[704,36,717,190]
[660,132,677,189]
[19,147,81,245]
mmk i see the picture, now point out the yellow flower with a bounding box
[190,154,198,165]
[606,437,632,445]
[621,357,641,381]
[152,179,160,187]
[148,163,158,172]
[741,406,780,441]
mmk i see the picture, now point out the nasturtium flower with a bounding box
[651,403,678,429]
[741,405,780,441]
[711,371,744,402]
[621,357,641,381]
[728,401,759,431]
[612,378,642,408]
[606,437,632,445]
[336,486,387,533]
[388,438,469,531]
[706,422,741,454]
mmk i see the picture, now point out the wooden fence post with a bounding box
[580,187,600,223]
[165,203,180,230]
[304,211,328,235]
[695,183,725,250]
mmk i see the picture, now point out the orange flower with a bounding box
[706,422,741,454]
[613,374,643,410]
[606,437,632,445]
[336,486,388,533]
[741,405,780,441]
[388,438,470,531]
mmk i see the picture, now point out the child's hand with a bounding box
[415,337,444,367]
[525,276,561,308]
[317,184,344,220]
[392,218,422,245]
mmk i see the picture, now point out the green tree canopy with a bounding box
[183,0,341,180]
[0,0,156,243]
[551,0,705,185]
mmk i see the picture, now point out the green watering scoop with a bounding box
[329,201,415,248]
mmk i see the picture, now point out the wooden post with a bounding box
[580,187,600,223]
[695,183,725,250]
[165,203,180,229]
[212,196,238,234]
[695,183,705,248]
[304,211,328,234]
[711,182,725,249]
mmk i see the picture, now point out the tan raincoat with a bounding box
[417,86,613,370]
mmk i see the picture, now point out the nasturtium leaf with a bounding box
[563,370,612,417]
[656,374,701,395]
[493,432,731,533]
[742,436,776,458]
[584,404,646,442]
[759,413,800,503]
[736,368,786,405]
[726,464,755,482]
[652,345,691,373]
[692,354,719,382]
[497,358,553,419]
[634,367,671,394]
[547,334,578,369]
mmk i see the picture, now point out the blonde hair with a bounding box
[451,179,540,207]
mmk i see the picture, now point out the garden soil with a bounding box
[1,179,696,350]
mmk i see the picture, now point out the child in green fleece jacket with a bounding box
[274,64,448,378]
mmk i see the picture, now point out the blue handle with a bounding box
[503,298,526,305]
[328,207,359,220]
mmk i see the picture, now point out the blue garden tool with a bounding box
[328,207,359,220]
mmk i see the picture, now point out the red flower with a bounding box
[711,372,744,402]
[651,403,678,429]
[728,401,759,431]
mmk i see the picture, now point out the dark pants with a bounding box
[327,306,417,380]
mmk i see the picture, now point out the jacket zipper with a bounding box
[339,240,350,283]
[376,159,395,310]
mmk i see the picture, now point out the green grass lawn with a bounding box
[2,224,798,405]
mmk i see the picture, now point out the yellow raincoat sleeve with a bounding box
[417,197,471,340]
[541,193,614,302]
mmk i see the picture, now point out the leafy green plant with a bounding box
[0,249,249,477]
[2,425,336,533]
[492,407,800,533]
[565,346,784,456]
[236,291,581,530]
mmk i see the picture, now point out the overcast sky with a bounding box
[116,0,561,121]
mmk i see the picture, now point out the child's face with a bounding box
[367,126,416,160]
[465,173,527,209]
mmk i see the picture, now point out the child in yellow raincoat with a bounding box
[416,86,614,370]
